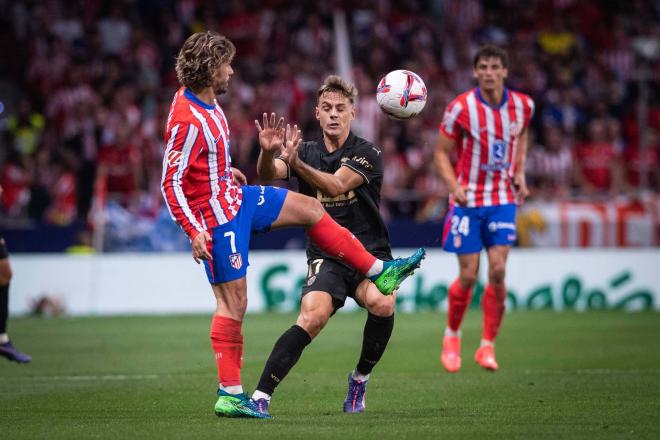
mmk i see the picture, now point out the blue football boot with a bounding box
[0,341,32,363]
[343,373,368,413]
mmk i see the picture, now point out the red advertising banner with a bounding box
[517,196,660,247]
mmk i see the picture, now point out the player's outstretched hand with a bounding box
[191,231,213,264]
[513,172,529,204]
[255,112,285,153]
[280,124,302,168]
[231,167,247,185]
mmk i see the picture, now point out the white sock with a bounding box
[366,260,384,277]
[480,339,494,348]
[444,327,461,338]
[0,333,8,344]
[221,384,243,395]
[252,390,271,402]
[352,369,370,382]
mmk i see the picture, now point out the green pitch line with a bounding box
[1,312,659,439]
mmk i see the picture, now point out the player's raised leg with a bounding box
[344,280,395,413]
[271,191,425,295]
[475,245,510,371]
[441,253,479,372]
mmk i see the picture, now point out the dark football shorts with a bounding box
[301,258,368,311]
[0,236,8,260]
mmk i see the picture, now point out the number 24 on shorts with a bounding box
[451,215,470,236]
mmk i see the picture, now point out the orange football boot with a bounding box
[474,345,499,371]
[440,335,461,372]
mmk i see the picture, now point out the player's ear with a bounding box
[502,68,508,79]
[350,104,355,121]
[315,106,320,121]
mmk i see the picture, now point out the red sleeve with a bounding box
[439,99,464,140]
[161,122,205,240]
[523,94,535,127]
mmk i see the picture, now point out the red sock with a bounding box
[447,278,473,332]
[307,213,376,274]
[482,284,506,341]
[210,315,243,387]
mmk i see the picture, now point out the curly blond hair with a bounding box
[175,31,235,92]
[317,75,357,104]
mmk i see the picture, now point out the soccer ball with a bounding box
[376,70,427,120]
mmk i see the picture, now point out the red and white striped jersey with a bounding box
[161,87,242,240]
[440,87,534,207]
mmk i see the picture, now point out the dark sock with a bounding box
[0,283,8,334]
[356,313,394,375]
[256,325,312,396]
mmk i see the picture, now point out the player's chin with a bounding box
[214,84,229,95]
[324,125,343,136]
[480,78,497,88]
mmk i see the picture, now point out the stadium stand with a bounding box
[0,0,658,251]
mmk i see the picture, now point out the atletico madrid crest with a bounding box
[229,253,243,270]
[166,150,182,167]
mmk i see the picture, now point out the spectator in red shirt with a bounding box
[96,124,142,207]
[0,151,31,217]
[623,127,660,191]
[573,118,624,195]
[46,160,77,225]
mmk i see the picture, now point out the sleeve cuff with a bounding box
[275,156,291,179]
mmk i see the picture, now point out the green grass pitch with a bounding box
[1,311,659,439]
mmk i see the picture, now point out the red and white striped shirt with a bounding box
[440,87,534,207]
[161,87,242,240]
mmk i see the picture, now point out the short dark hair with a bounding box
[317,75,357,104]
[175,31,236,92]
[473,45,509,68]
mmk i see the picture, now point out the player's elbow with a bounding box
[324,179,347,198]
[256,168,272,180]
[0,262,12,285]
[324,187,342,198]
[434,147,449,164]
[257,162,280,181]
[266,169,282,181]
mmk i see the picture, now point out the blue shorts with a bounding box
[441,204,517,254]
[204,185,287,283]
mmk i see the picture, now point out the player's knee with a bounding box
[309,199,325,220]
[297,311,328,338]
[459,272,478,289]
[489,263,506,285]
[366,295,395,317]
[215,292,247,317]
[305,197,325,223]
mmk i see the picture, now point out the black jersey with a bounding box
[290,132,392,262]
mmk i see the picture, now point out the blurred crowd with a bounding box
[1,0,659,237]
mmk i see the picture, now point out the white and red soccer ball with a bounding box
[376,70,427,120]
